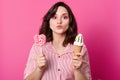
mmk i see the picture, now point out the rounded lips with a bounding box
[56,25,63,29]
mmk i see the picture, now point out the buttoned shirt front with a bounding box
[24,42,91,80]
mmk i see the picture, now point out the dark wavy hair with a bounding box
[39,2,78,46]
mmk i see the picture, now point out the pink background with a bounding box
[0,0,120,80]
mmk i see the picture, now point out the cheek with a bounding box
[64,21,69,28]
[65,25,69,31]
[49,20,54,29]
[64,19,69,25]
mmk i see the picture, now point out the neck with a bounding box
[52,33,67,54]
[52,33,66,46]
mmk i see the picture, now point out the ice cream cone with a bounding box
[73,46,82,54]
[73,34,84,56]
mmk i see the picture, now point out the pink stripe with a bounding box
[24,42,91,80]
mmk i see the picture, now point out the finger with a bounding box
[39,56,46,60]
[39,53,45,57]
[37,58,46,64]
[37,55,44,61]
[73,56,82,60]
[76,53,81,56]
[77,52,86,57]
[76,54,82,57]
[38,62,46,68]
[73,59,81,64]
[72,62,80,69]
[39,62,46,65]
[38,53,46,59]
[72,59,82,66]
[73,54,82,58]
[39,60,46,63]
[72,61,82,69]
[74,52,82,56]
[42,50,45,56]
[73,55,78,59]
[37,57,46,63]
[37,59,46,66]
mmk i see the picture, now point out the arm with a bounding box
[73,45,91,80]
[74,69,87,80]
[24,45,47,80]
[73,55,87,80]
[25,67,44,80]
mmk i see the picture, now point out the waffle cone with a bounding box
[73,45,82,56]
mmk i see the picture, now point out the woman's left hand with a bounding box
[72,53,83,70]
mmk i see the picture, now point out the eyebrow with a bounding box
[55,13,69,16]
[62,13,69,15]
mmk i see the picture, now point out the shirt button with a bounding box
[58,69,60,71]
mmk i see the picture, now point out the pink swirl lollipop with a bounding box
[34,34,46,46]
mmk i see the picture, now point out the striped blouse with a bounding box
[24,42,92,80]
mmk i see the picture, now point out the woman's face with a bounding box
[49,6,69,35]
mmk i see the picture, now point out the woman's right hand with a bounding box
[37,52,47,72]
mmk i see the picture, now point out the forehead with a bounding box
[56,6,68,15]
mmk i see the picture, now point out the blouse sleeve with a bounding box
[24,44,42,79]
[81,45,92,80]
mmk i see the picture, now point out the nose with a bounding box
[57,18,62,24]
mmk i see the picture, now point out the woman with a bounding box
[24,2,91,80]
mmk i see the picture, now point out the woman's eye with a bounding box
[63,16,68,19]
[52,16,57,19]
